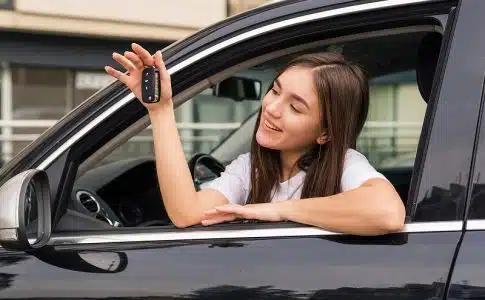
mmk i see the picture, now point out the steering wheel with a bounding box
[188,153,225,190]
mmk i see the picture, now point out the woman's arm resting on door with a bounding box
[278,178,405,235]
[203,178,405,236]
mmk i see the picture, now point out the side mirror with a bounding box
[35,250,128,273]
[213,76,262,101]
[0,169,51,251]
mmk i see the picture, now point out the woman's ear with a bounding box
[316,131,330,145]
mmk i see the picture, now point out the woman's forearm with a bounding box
[106,46,218,227]
[149,107,201,227]
[277,179,406,235]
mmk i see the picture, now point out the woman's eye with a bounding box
[271,88,279,95]
[290,104,301,113]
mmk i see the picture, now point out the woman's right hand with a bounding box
[105,43,173,112]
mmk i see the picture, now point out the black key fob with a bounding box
[141,66,161,103]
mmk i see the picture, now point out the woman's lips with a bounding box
[263,119,282,132]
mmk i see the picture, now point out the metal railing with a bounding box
[0,119,422,168]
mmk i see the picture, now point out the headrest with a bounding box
[416,32,442,103]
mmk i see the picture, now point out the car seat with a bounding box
[380,32,443,206]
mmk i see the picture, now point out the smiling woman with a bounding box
[102,43,405,235]
[196,52,403,234]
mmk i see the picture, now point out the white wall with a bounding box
[15,0,227,29]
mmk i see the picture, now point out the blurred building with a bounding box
[0,0,266,164]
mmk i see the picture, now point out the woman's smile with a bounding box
[263,119,282,132]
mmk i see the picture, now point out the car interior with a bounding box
[54,29,443,232]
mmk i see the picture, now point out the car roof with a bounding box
[163,0,356,65]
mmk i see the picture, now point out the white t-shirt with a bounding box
[201,149,387,205]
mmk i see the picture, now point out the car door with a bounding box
[444,1,485,298]
[0,1,477,299]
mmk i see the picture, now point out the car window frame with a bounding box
[33,2,462,247]
[59,30,446,239]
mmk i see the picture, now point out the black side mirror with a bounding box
[213,77,262,101]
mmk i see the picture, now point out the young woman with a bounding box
[105,43,405,235]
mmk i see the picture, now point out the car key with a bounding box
[141,66,161,103]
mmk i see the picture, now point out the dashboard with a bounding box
[71,157,170,227]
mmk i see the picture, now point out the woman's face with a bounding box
[256,66,324,152]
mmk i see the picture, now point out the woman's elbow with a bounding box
[380,211,405,233]
[370,180,406,233]
[172,220,191,229]
[169,214,200,228]
[378,198,406,233]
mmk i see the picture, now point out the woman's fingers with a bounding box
[112,52,137,73]
[203,209,239,225]
[124,51,144,70]
[154,50,173,99]
[154,50,169,77]
[201,214,237,226]
[106,44,171,108]
[104,66,128,84]
[202,205,248,226]
[215,204,249,216]
[132,43,154,66]
[204,208,219,216]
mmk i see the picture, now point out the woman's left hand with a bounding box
[201,203,284,226]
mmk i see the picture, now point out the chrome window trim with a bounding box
[36,93,134,170]
[465,220,485,231]
[47,221,463,246]
[170,0,432,74]
[35,0,432,170]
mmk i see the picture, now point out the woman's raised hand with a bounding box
[105,43,173,112]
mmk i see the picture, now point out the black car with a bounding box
[1,0,485,299]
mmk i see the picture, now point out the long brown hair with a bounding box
[247,52,369,204]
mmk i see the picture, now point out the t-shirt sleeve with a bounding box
[199,153,251,205]
[341,149,388,192]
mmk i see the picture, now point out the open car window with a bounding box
[62,28,437,231]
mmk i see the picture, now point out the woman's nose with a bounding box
[265,98,282,118]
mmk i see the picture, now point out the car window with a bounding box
[68,29,435,230]
[466,101,485,220]
[361,70,425,169]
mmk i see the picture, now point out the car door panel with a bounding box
[446,3,485,300]
[434,1,485,299]
[0,230,461,299]
[446,231,485,299]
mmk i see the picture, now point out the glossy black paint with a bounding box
[2,0,484,299]
[0,231,461,299]
[447,1,485,298]
[447,232,485,300]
